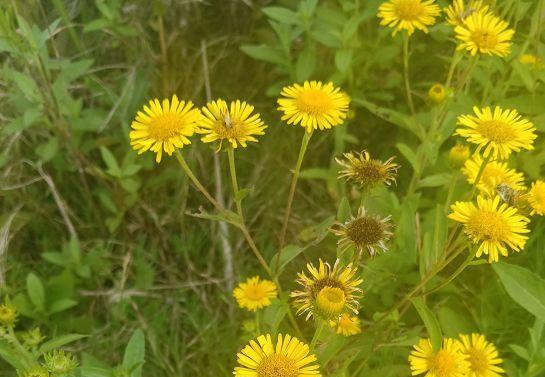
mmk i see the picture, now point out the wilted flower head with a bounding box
[336,150,399,191]
[42,349,78,375]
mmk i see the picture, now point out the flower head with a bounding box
[0,300,17,327]
[42,349,78,375]
[454,12,514,56]
[378,0,441,36]
[409,338,470,377]
[234,333,321,377]
[17,368,49,377]
[449,144,471,168]
[519,54,544,69]
[457,334,504,377]
[336,150,399,190]
[330,314,361,336]
[291,259,363,320]
[277,81,350,132]
[233,276,277,312]
[198,99,266,151]
[444,0,490,27]
[528,180,545,216]
[331,206,393,257]
[129,95,201,163]
[455,106,537,160]
[449,195,530,262]
[462,154,525,196]
[495,183,531,215]
[428,83,446,104]
[21,327,46,349]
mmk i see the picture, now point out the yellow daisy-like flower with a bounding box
[336,150,400,191]
[462,154,525,196]
[519,54,544,69]
[377,0,441,36]
[455,106,537,160]
[330,314,361,336]
[291,259,363,321]
[454,12,514,57]
[331,206,393,257]
[448,195,530,262]
[129,95,201,163]
[528,180,545,216]
[234,333,321,377]
[444,0,490,27]
[198,99,267,151]
[233,276,277,312]
[409,338,470,377]
[277,81,350,132]
[457,334,504,377]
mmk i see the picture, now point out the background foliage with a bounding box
[1,0,544,376]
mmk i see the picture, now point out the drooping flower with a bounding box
[291,259,363,321]
[233,276,277,312]
[198,99,267,151]
[462,154,525,196]
[444,0,490,27]
[457,334,504,377]
[42,349,78,375]
[233,334,321,377]
[331,206,393,257]
[428,83,446,104]
[454,12,514,57]
[449,195,530,262]
[528,180,545,216]
[378,0,441,36]
[455,106,536,160]
[330,314,361,336]
[277,81,350,132]
[336,150,399,191]
[409,338,470,377]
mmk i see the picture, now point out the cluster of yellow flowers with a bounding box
[410,334,504,377]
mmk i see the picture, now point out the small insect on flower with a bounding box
[42,349,78,375]
[129,95,202,163]
[377,0,441,36]
[277,81,350,132]
[336,150,399,191]
[449,195,530,262]
[428,83,446,104]
[331,206,393,258]
[449,144,470,168]
[454,12,514,57]
[233,276,277,312]
[233,333,321,377]
[330,314,361,336]
[198,99,267,151]
[495,183,531,216]
[455,106,537,160]
[457,333,504,377]
[444,0,490,27]
[462,154,525,197]
[17,367,50,377]
[409,338,470,377]
[291,259,363,321]
[0,300,17,327]
[528,180,545,216]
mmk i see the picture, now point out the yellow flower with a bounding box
[528,180,545,216]
[277,81,350,132]
[0,300,17,327]
[233,276,277,312]
[198,99,267,151]
[462,154,525,196]
[449,144,470,168]
[428,83,446,104]
[291,259,363,321]
[519,54,544,69]
[409,338,470,377]
[331,206,393,257]
[455,106,537,160]
[449,195,530,262]
[454,12,514,57]
[330,314,361,336]
[457,334,504,377]
[129,95,201,163]
[234,333,321,377]
[444,0,490,27]
[336,150,399,190]
[21,327,45,348]
[378,0,441,36]
[42,349,78,375]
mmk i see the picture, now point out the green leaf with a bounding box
[299,168,334,180]
[123,329,146,377]
[48,299,78,314]
[411,297,442,351]
[335,49,352,74]
[100,147,122,177]
[493,262,545,321]
[337,197,351,222]
[0,340,27,370]
[38,334,87,354]
[235,188,252,203]
[262,7,299,25]
[26,272,45,311]
[396,143,419,172]
[418,174,451,188]
[240,45,288,66]
[269,245,303,273]
[296,45,316,82]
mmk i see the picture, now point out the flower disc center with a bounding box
[257,354,298,377]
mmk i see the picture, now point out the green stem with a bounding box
[402,32,416,116]
[310,320,326,350]
[422,249,474,296]
[444,172,459,213]
[227,148,244,220]
[470,154,492,198]
[278,131,313,262]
